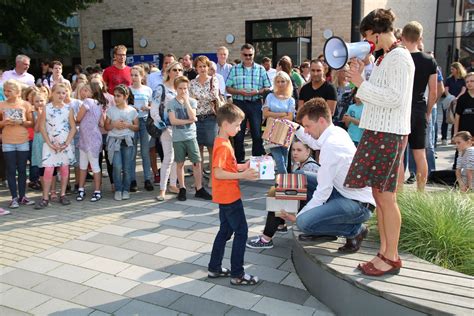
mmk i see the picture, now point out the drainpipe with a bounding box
[351,0,362,42]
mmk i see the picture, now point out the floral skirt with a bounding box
[344,130,407,193]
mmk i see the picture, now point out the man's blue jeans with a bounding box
[131,118,152,182]
[208,199,248,278]
[295,171,372,238]
[233,100,266,163]
[113,143,133,193]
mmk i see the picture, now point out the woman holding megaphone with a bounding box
[342,8,415,276]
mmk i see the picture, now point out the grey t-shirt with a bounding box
[166,97,197,142]
[457,147,474,188]
[106,105,138,138]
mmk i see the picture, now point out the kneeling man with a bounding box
[280,98,375,253]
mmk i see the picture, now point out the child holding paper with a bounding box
[208,103,260,285]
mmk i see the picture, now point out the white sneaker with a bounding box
[0,208,11,216]
[441,139,448,145]
[114,191,122,201]
[122,191,130,200]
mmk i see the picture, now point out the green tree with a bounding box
[0,0,100,55]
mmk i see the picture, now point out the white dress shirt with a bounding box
[295,125,375,217]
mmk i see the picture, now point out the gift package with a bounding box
[249,156,275,180]
[266,185,299,214]
[275,174,307,200]
[262,117,299,148]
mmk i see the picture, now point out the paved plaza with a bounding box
[0,140,456,315]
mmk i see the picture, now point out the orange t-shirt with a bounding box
[212,137,241,204]
[0,101,32,144]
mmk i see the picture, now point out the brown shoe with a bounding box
[338,225,368,253]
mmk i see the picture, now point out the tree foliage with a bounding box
[0,0,101,55]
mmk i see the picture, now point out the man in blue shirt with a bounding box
[226,43,271,162]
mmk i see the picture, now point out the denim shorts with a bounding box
[2,141,30,152]
[196,115,218,147]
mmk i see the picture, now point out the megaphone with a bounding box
[323,36,375,70]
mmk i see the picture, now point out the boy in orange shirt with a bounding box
[208,103,260,285]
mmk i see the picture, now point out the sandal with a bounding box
[361,254,402,276]
[90,192,102,202]
[34,199,49,210]
[230,273,259,285]
[357,252,383,271]
[76,190,86,201]
[208,267,230,278]
[50,192,59,203]
[59,195,71,206]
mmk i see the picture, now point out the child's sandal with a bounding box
[76,190,86,201]
[230,273,259,285]
[208,267,230,278]
[90,192,102,202]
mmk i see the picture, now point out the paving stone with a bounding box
[161,262,208,279]
[252,281,310,305]
[126,253,177,270]
[70,288,131,313]
[129,230,170,243]
[117,265,170,285]
[251,296,315,316]
[13,256,63,274]
[225,307,266,316]
[80,257,130,274]
[88,310,111,316]
[155,247,202,263]
[131,213,169,223]
[42,248,95,265]
[186,231,217,243]
[124,283,183,307]
[114,219,161,230]
[303,296,335,315]
[180,214,219,224]
[76,231,100,241]
[277,259,296,272]
[202,285,262,310]
[0,282,12,294]
[175,200,212,208]
[243,252,286,269]
[31,277,89,300]
[29,298,93,316]
[195,243,213,254]
[114,299,179,316]
[85,232,130,246]
[152,209,187,218]
[279,272,306,289]
[204,275,257,293]
[0,306,33,316]
[191,223,220,235]
[59,239,103,253]
[1,268,50,289]
[0,266,15,276]
[157,275,214,296]
[243,264,289,283]
[90,245,138,262]
[153,226,194,238]
[159,218,197,229]
[119,239,167,254]
[159,236,206,251]
[168,294,232,316]
[46,263,99,283]
[261,245,292,259]
[95,224,138,237]
[1,287,50,312]
[83,273,140,295]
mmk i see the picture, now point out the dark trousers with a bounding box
[99,134,114,184]
[263,212,286,238]
[208,199,248,278]
[441,109,454,141]
[4,150,29,199]
[233,100,266,163]
[28,140,39,182]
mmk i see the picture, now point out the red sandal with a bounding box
[361,254,402,276]
[357,252,383,271]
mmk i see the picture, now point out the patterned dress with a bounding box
[78,98,103,158]
[42,103,76,167]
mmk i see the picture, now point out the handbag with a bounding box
[146,84,166,138]
[209,76,226,113]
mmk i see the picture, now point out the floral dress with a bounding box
[78,98,103,158]
[42,103,76,167]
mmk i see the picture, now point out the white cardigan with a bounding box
[356,47,415,135]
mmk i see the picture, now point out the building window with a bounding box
[246,17,311,67]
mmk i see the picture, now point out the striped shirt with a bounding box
[226,63,271,101]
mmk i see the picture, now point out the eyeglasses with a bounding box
[171,68,183,72]
[242,53,253,57]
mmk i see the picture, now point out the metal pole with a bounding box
[351,0,362,42]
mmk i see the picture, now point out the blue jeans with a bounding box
[295,171,372,238]
[2,143,29,199]
[270,146,288,174]
[113,142,133,193]
[431,107,438,148]
[233,100,266,163]
[131,118,152,182]
[426,111,436,173]
[208,199,248,278]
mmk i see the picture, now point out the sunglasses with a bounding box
[242,53,253,57]
[171,68,183,72]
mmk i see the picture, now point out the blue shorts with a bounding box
[2,141,30,152]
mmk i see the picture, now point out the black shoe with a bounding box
[338,226,369,253]
[144,180,154,191]
[130,180,138,192]
[195,187,212,200]
[177,188,187,201]
[405,173,416,184]
[298,234,337,242]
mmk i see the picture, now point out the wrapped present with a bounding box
[250,156,275,180]
[262,117,299,148]
[266,197,299,214]
[275,174,307,200]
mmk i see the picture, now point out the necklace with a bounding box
[375,40,402,66]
